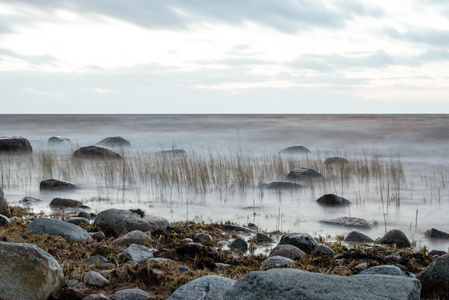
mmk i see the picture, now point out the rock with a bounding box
[27,217,92,242]
[324,157,348,165]
[0,187,7,215]
[417,253,449,295]
[78,211,91,219]
[40,179,80,191]
[95,208,170,236]
[316,194,351,206]
[262,256,295,268]
[223,224,251,232]
[112,230,153,247]
[110,288,150,300]
[118,244,154,263]
[320,217,373,229]
[48,136,71,145]
[280,145,310,154]
[50,197,83,209]
[179,266,190,273]
[223,268,421,300]
[269,244,305,260]
[353,263,368,271]
[344,230,374,243]
[379,229,411,248]
[0,214,11,226]
[19,196,42,206]
[286,167,323,180]
[91,231,107,241]
[66,217,90,226]
[96,136,131,147]
[0,241,64,300]
[258,181,303,189]
[311,244,335,256]
[168,275,236,300]
[147,257,172,263]
[58,283,89,299]
[83,271,109,288]
[253,233,275,244]
[0,136,32,153]
[83,255,109,266]
[216,263,232,270]
[72,146,123,159]
[175,242,205,259]
[156,149,187,157]
[279,233,318,254]
[83,293,109,300]
[229,238,248,252]
[358,265,411,277]
[425,228,449,239]
[193,233,212,243]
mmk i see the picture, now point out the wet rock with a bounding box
[379,229,411,248]
[175,242,205,259]
[316,194,351,206]
[95,208,169,236]
[286,167,323,180]
[280,145,310,154]
[193,233,213,243]
[110,288,150,300]
[0,241,64,300]
[279,232,318,254]
[262,256,295,268]
[0,136,32,154]
[216,263,232,270]
[83,255,110,266]
[258,181,303,189]
[217,241,229,248]
[91,231,107,241]
[269,244,305,260]
[78,211,91,219]
[320,216,373,229]
[156,149,187,157]
[112,230,153,247]
[179,266,190,273]
[72,146,123,159]
[49,197,83,209]
[27,217,92,242]
[429,250,446,257]
[324,157,348,165]
[0,214,11,226]
[168,275,236,300]
[424,228,449,239]
[223,268,421,300]
[66,217,90,226]
[344,230,374,243]
[83,271,109,288]
[353,263,368,271]
[311,244,335,256]
[358,265,411,277]
[96,136,131,147]
[223,224,251,232]
[417,253,449,295]
[0,187,7,215]
[58,283,89,300]
[48,136,71,145]
[118,244,154,263]
[19,196,42,206]
[40,179,80,191]
[253,233,275,244]
[229,238,248,252]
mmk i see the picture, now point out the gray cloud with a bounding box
[384,27,449,48]
[0,48,61,66]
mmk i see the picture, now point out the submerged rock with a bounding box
[40,179,80,191]
[280,145,310,154]
[27,217,92,242]
[96,136,131,147]
[168,275,236,300]
[72,146,123,159]
[48,136,71,145]
[0,136,32,154]
[286,167,323,180]
[316,194,351,206]
[279,233,318,254]
[324,157,348,165]
[320,217,373,229]
[424,228,449,239]
[379,229,411,248]
[258,181,303,189]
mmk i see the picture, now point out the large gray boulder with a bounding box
[0,136,32,154]
[96,136,131,148]
[316,194,351,206]
[280,145,310,154]
[168,275,236,300]
[95,209,169,236]
[27,217,92,242]
[286,167,323,180]
[223,268,421,300]
[379,229,411,248]
[417,254,449,295]
[0,241,65,300]
[258,181,303,189]
[40,179,80,191]
[320,217,373,229]
[72,146,123,159]
[279,233,318,254]
[0,187,9,215]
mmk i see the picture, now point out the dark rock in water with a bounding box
[96,136,131,147]
[27,217,92,242]
[0,241,65,300]
[0,136,32,154]
[379,229,411,248]
[358,265,412,277]
[40,179,80,191]
[417,254,449,295]
[48,136,71,145]
[269,244,305,260]
[0,187,8,215]
[324,157,348,165]
[286,167,323,180]
[111,288,150,300]
[320,217,373,229]
[156,149,187,156]
[223,268,421,300]
[229,238,248,252]
[0,214,11,226]
[344,230,374,243]
[95,208,170,236]
[262,256,295,268]
[168,275,236,300]
[311,244,335,256]
[279,233,318,254]
[425,228,449,239]
[253,233,275,244]
[49,198,83,208]
[72,146,123,159]
[280,145,310,154]
[19,196,42,206]
[258,181,303,189]
[316,194,351,206]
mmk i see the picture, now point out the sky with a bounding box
[1,0,449,113]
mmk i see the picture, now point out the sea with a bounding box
[1,114,449,251]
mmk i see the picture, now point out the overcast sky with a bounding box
[1,0,449,113]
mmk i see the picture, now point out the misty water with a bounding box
[1,114,449,251]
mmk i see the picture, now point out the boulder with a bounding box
[324,157,348,165]
[0,241,64,300]
[320,217,373,229]
[193,233,213,243]
[424,228,449,239]
[95,208,170,236]
[168,275,236,300]
[40,179,80,191]
[112,230,153,247]
[286,167,323,180]
[19,196,42,206]
[0,136,32,154]
[262,256,295,268]
[311,244,335,256]
[118,244,154,263]
[0,187,9,215]
[379,229,411,248]
[78,211,91,219]
[417,254,449,295]
[49,197,83,208]
[72,146,123,159]
[27,217,92,242]
[48,136,71,145]
[223,268,421,300]
[110,288,150,300]
[96,136,131,147]
[344,230,374,243]
[358,265,411,277]
[66,217,89,226]
[280,145,310,154]
[258,181,303,189]
[0,214,11,226]
[83,271,109,287]
[229,238,248,252]
[316,194,351,206]
[279,233,318,254]
[269,244,305,260]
